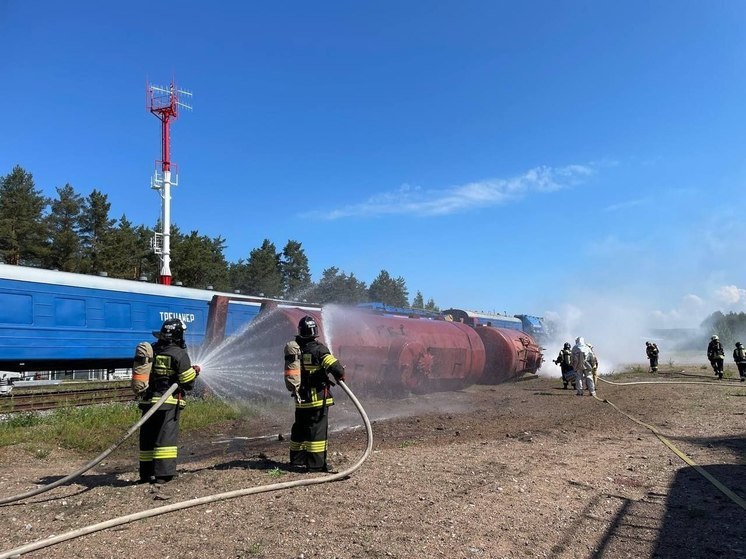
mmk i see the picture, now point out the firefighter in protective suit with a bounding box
[707,335,725,379]
[645,341,659,373]
[284,315,345,472]
[733,342,746,382]
[572,337,597,396]
[553,342,575,389]
[138,318,200,484]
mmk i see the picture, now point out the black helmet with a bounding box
[563,342,570,349]
[737,342,743,347]
[298,315,318,339]
[153,318,186,343]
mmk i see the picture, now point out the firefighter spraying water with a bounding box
[284,315,346,472]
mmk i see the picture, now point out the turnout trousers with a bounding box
[710,358,724,376]
[139,406,179,480]
[289,405,329,470]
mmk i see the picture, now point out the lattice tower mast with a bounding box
[146,80,193,285]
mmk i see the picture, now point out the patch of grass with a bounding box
[399,440,416,449]
[0,396,245,454]
[624,365,646,375]
[180,395,244,430]
[32,447,51,459]
[267,467,285,478]
[236,542,263,557]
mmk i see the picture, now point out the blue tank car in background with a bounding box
[0,265,263,373]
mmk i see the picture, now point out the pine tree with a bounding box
[412,291,425,309]
[312,267,368,304]
[102,216,146,279]
[172,230,229,290]
[80,189,115,274]
[234,239,283,297]
[0,165,49,265]
[281,240,312,299]
[369,270,409,307]
[47,183,83,272]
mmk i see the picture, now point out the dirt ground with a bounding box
[1,364,745,559]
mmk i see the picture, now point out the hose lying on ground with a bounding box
[592,378,746,512]
[598,377,743,387]
[0,383,179,506]
[0,380,373,559]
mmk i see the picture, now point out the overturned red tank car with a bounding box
[206,296,543,395]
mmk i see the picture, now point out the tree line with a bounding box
[0,165,439,309]
[701,311,746,349]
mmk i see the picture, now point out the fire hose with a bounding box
[0,380,372,558]
[0,383,180,506]
[592,376,746,512]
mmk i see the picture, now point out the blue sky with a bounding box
[2,1,746,355]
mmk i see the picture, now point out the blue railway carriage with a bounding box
[514,314,547,341]
[0,265,262,373]
[440,308,524,331]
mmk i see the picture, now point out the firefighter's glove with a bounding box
[193,365,201,376]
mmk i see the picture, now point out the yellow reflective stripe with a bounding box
[306,440,327,452]
[289,440,327,452]
[179,368,197,383]
[321,354,338,368]
[148,395,181,405]
[153,446,178,459]
[305,365,320,373]
[139,451,154,461]
[297,398,333,409]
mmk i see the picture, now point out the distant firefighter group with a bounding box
[554,335,746,390]
[647,337,746,381]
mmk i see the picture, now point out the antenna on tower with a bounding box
[146,79,193,286]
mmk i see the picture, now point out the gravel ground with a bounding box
[1,365,745,559]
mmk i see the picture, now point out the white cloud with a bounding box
[714,284,746,305]
[603,198,647,212]
[309,163,596,220]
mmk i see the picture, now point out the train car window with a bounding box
[0,293,33,324]
[54,297,86,327]
[105,302,132,329]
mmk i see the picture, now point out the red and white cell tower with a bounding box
[146,80,193,285]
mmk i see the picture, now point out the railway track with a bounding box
[0,383,136,414]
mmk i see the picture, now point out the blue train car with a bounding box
[514,314,547,340]
[0,265,264,372]
[440,308,524,331]
[356,302,441,319]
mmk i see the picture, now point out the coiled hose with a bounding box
[0,383,179,506]
[0,380,372,558]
